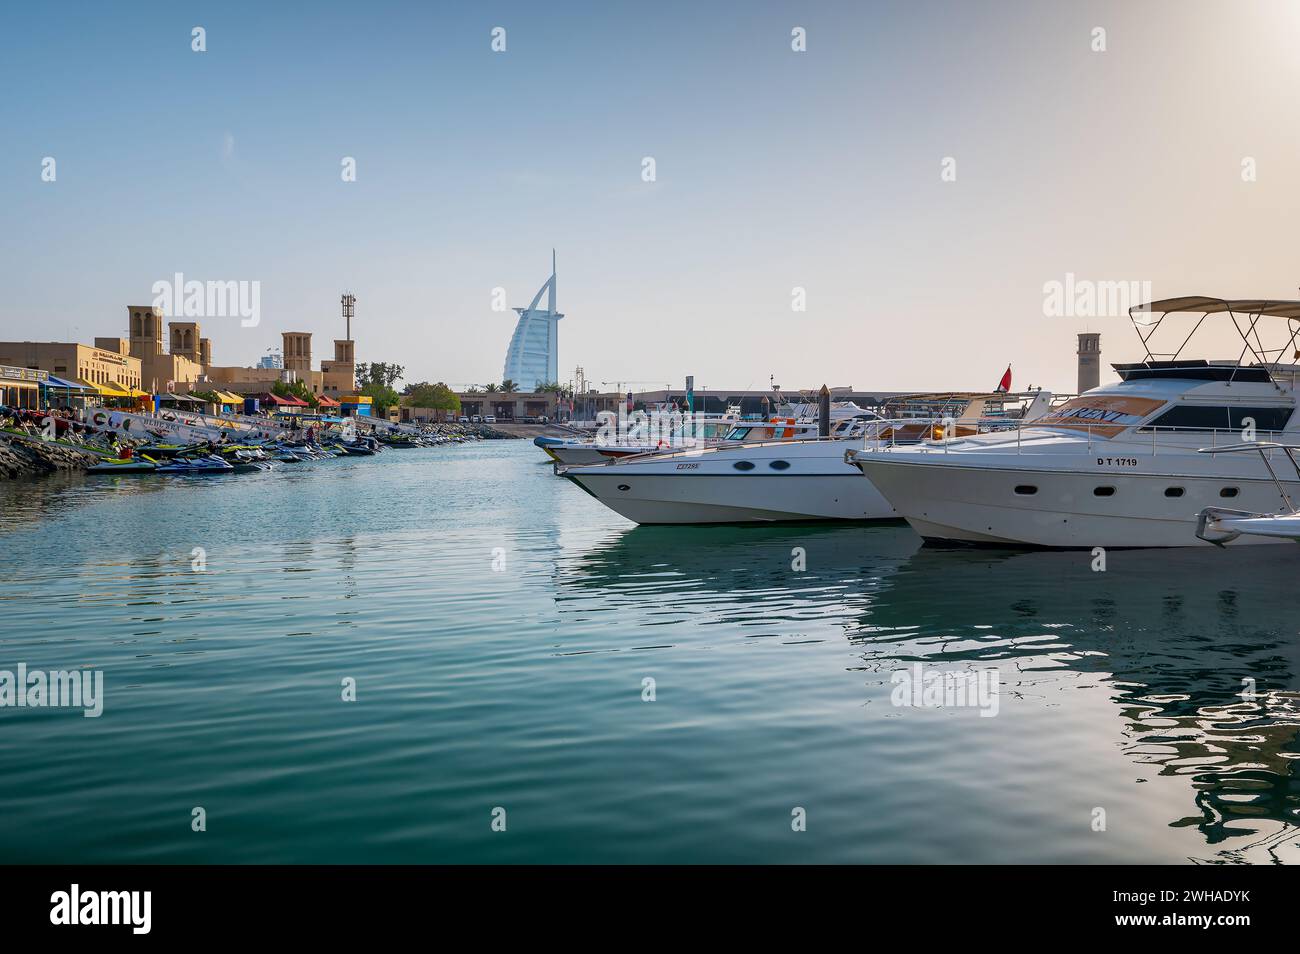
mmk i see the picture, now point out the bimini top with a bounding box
[1128,296,1300,375]
[1134,297,1300,320]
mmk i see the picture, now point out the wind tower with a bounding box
[502,251,563,391]
[1077,332,1101,393]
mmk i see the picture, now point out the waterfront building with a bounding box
[0,340,144,398]
[502,253,562,391]
[0,364,45,409]
[444,390,561,423]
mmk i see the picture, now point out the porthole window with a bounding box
[1164,487,1184,498]
[1014,485,1037,496]
[617,484,630,492]
[1094,486,1116,497]
[769,460,791,470]
[1220,487,1239,498]
[733,461,756,471]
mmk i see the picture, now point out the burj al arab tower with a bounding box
[502,251,562,391]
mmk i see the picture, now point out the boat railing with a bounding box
[858,421,1300,459]
[584,415,1032,465]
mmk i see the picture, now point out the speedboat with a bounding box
[558,393,1049,524]
[849,296,1300,548]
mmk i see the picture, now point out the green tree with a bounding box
[360,381,401,415]
[405,381,460,412]
[499,378,519,394]
[355,362,404,391]
[484,383,500,393]
[537,381,573,399]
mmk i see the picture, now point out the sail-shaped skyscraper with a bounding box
[502,252,562,391]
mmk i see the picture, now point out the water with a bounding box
[0,440,1298,863]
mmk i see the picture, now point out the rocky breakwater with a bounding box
[0,434,102,479]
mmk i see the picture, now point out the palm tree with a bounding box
[484,383,500,393]
[499,378,519,394]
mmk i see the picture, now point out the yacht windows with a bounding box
[1093,486,1116,497]
[733,461,756,471]
[723,427,751,441]
[1014,485,1038,495]
[1141,405,1293,433]
[769,460,791,470]
[1227,407,1293,431]
[1164,487,1184,497]
[1220,487,1239,498]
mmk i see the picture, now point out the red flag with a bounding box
[996,366,1012,393]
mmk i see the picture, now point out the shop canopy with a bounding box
[40,376,94,392]
[214,390,245,404]
[254,392,309,407]
[159,392,205,404]
[315,394,341,407]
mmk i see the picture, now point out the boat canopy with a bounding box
[1134,297,1300,320]
[1128,295,1300,375]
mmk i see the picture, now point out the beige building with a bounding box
[0,340,142,392]
[2,296,360,403]
[126,305,205,391]
[448,391,560,422]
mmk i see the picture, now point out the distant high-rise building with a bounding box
[503,252,562,391]
[1077,332,1101,393]
[258,352,283,369]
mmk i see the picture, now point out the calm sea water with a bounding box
[0,439,1297,864]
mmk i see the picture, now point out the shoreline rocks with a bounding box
[0,434,103,479]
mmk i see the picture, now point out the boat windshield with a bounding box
[1030,394,1167,438]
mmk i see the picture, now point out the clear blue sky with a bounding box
[3,0,1299,394]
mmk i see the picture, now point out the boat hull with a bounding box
[565,470,894,523]
[562,440,898,524]
[856,455,1300,548]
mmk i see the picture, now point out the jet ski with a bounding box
[87,457,157,474]
[152,455,235,474]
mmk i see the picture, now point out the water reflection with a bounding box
[561,525,1300,862]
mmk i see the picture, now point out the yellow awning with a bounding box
[96,382,131,398]
[216,390,245,404]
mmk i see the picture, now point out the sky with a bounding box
[3,0,1300,395]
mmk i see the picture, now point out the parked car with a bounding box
[538,415,548,424]
[484,415,497,424]
[457,416,468,424]
[471,415,481,423]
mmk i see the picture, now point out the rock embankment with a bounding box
[0,435,101,479]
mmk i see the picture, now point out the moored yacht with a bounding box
[560,391,1052,524]
[849,297,1300,548]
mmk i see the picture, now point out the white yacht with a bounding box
[559,392,1053,524]
[848,296,1300,548]
[537,400,878,466]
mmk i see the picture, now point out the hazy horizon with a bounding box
[4,0,1300,395]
